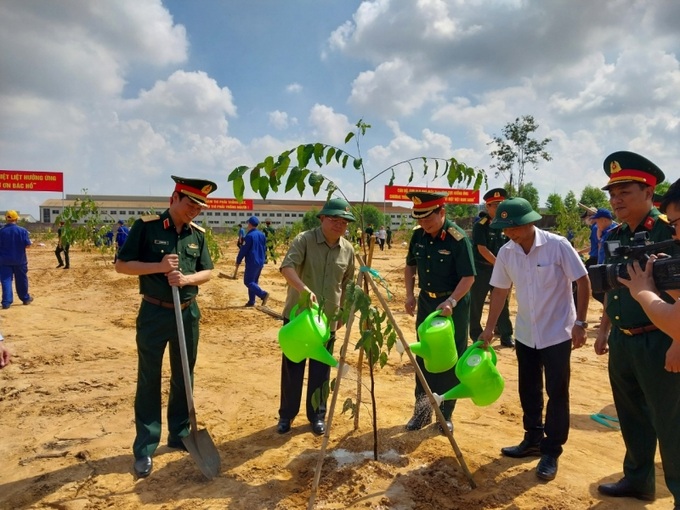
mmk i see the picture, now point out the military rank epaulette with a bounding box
[141,214,160,222]
[190,221,205,233]
[412,225,423,231]
[658,213,669,224]
[447,226,464,241]
[479,217,488,225]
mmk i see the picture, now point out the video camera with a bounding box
[588,232,680,294]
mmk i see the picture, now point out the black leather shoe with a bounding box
[500,337,515,348]
[133,456,153,478]
[277,418,292,434]
[167,437,188,451]
[261,292,269,307]
[311,420,325,436]
[536,454,558,481]
[438,420,453,435]
[597,478,656,501]
[501,439,541,458]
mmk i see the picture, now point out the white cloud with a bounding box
[308,105,354,145]
[286,83,303,94]
[268,111,297,130]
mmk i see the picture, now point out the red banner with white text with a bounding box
[206,198,253,210]
[0,170,64,192]
[384,185,479,204]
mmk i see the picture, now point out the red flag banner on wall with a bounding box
[384,185,480,204]
[206,198,254,210]
[0,170,64,192]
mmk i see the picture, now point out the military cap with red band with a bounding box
[406,191,447,219]
[483,187,507,204]
[171,175,218,207]
[601,151,664,191]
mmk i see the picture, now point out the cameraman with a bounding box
[594,152,680,507]
[616,177,680,371]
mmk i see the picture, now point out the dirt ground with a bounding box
[0,237,674,509]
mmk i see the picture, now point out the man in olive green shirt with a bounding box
[594,152,680,507]
[277,198,356,437]
[116,175,216,478]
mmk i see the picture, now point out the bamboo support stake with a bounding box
[358,253,477,489]
[354,236,376,430]
[308,267,365,510]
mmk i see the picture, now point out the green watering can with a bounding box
[278,303,338,367]
[433,341,505,407]
[409,310,458,374]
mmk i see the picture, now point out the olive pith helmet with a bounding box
[316,198,356,222]
[490,197,542,229]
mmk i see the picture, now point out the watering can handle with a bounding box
[425,309,442,321]
[470,339,497,365]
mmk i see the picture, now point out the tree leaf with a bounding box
[344,131,355,144]
[313,143,325,167]
[285,166,301,193]
[325,147,336,165]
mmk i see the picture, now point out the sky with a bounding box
[2,0,680,217]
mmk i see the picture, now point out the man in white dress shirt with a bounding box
[480,198,590,482]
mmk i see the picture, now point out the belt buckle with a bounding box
[620,328,633,336]
[426,291,437,298]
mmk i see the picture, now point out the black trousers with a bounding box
[515,339,571,457]
[414,292,470,420]
[279,320,336,423]
[469,264,513,341]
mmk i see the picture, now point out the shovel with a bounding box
[172,286,221,480]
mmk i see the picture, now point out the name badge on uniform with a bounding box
[188,243,199,249]
[438,249,451,255]
[154,240,170,246]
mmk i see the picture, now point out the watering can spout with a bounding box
[408,342,427,358]
[437,340,505,407]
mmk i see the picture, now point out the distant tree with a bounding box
[545,192,564,215]
[518,182,540,211]
[488,115,552,194]
[302,208,321,230]
[655,181,670,198]
[579,185,609,210]
[445,203,478,218]
[356,204,384,230]
[564,190,578,215]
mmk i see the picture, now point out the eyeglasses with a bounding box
[668,216,680,231]
[324,216,349,225]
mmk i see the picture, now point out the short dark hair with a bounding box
[660,178,680,213]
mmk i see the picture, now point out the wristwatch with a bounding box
[446,297,457,308]
[574,320,588,328]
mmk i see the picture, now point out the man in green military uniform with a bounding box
[469,188,514,347]
[594,151,680,507]
[115,175,217,478]
[404,191,476,433]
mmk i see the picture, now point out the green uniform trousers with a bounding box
[609,329,680,501]
[415,292,470,420]
[133,300,200,459]
[469,264,513,341]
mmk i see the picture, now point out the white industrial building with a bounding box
[39,195,415,230]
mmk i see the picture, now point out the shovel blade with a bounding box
[182,429,221,480]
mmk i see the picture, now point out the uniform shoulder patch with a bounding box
[447,226,464,241]
[479,217,488,225]
[190,221,205,233]
[658,213,669,224]
[141,214,160,223]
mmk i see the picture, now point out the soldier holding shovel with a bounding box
[115,175,217,478]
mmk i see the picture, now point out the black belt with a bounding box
[618,324,659,336]
[142,295,195,310]
[421,290,453,299]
